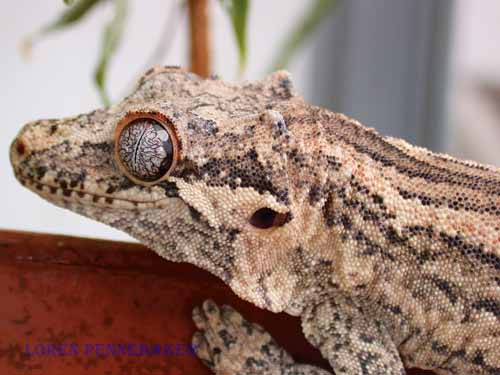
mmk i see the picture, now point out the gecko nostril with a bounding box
[15,139,26,156]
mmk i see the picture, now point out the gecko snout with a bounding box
[9,136,28,167]
[10,119,40,167]
[10,118,57,180]
[10,118,66,168]
[9,134,36,188]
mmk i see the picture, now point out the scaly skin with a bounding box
[10,67,500,374]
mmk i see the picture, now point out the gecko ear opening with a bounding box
[249,208,289,229]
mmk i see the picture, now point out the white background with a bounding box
[1,0,315,241]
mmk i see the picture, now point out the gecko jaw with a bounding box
[13,169,172,211]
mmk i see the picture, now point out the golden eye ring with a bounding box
[113,111,181,186]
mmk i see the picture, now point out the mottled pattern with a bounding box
[302,298,405,375]
[9,67,500,375]
[193,300,331,375]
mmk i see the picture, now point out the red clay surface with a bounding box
[0,230,433,375]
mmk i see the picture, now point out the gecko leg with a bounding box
[192,300,332,375]
[302,298,406,375]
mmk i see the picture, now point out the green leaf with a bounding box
[22,0,105,61]
[94,0,127,106]
[219,0,249,73]
[270,0,337,71]
[44,0,105,34]
[63,0,77,5]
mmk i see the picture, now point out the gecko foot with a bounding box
[192,299,294,374]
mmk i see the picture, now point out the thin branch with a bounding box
[188,0,211,77]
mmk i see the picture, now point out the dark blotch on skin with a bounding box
[35,166,47,179]
[388,305,402,315]
[201,148,289,204]
[187,118,218,136]
[473,352,485,366]
[308,185,322,204]
[322,194,336,227]
[158,181,179,198]
[359,333,375,343]
[82,141,112,153]
[471,298,500,318]
[431,277,458,304]
[118,178,136,191]
[188,205,201,222]
[49,125,58,135]
[218,329,237,349]
[227,228,240,242]
[439,232,500,271]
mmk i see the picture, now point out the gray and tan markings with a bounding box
[10,67,499,374]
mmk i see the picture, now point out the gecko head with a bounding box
[10,67,326,313]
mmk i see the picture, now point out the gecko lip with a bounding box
[13,169,171,210]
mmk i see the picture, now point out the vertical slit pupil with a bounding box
[118,119,173,182]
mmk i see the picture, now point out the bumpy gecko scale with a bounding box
[10,67,500,374]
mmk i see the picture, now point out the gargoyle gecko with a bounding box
[10,67,500,374]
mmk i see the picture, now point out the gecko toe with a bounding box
[192,331,216,370]
[220,304,244,325]
[192,300,295,374]
[192,306,207,330]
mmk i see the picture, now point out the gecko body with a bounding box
[10,67,500,374]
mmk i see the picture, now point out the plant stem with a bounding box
[188,0,211,77]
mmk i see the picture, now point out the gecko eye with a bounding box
[114,112,180,185]
[249,208,289,229]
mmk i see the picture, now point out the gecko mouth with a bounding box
[13,170,171,210]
